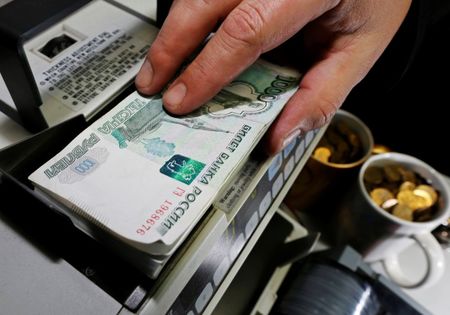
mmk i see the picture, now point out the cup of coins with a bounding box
[335,152,450,289]
[285,109,374,214]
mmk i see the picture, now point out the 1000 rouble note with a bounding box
[29,60,300,255]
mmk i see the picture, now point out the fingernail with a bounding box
[282,128,302,148]
[135,59,153,90]
[164,82,187,110]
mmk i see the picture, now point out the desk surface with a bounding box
[0,113,29,149]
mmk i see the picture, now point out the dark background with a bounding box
[344,0,450,175]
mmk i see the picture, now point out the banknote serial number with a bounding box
[136,187,185,235]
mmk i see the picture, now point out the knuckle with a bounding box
[181,0,212,11]
[221,3,266,50]
[199,0,214,5]
[189,58,214,82]
[149,43,172,65]
[186,0,215,7]
[313,97,340,128]
[149,31,172,55]
[324,1,370,34]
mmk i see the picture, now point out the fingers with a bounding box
[265,0,413,155]
[265,0,412,155]
[264,43,373,155]
[135,0,239,95]
[161,0,337,114]
[138,0,412,156]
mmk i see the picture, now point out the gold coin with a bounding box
[397,190,429,210]
[399,181,416,192]
[348,133,360,148]
[384,165,402,183]
[382,198,398,210]
[313,147,332,163]
[412,190,433,208]
[348,133,361,160]
[392,203,414,221]
[370,188,394,206]
[364,167,384,185]
[414,185,438,205]
[322,123,362,164]
[372,144,391,155]
[332,140,350,163]
[336,122,353,136]
[327,128,343,147]
[398,166,417,183]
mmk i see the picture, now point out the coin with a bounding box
[399,181,416,192]
[372,144,391,155]
[364,167,384,185]
[398,166,417,183]
[364,163,440,223]
[336,121,352,136]
[315,123,363,164]
[392,203,414,221]
[327,128,342,147]
[313,147,332,163]
[348,133,361,159]
[397,190,430,210]
[370,188,394,206]
[381,198,398,210]
[383,165,402,183]
[414,185,438,205]
[331,140,350,163]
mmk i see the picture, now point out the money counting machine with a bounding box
[0,0,158,132]
[0,1,433,314]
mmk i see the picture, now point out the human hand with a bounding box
[136,0,412,154]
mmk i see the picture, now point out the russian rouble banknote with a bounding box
[29,60,300,255]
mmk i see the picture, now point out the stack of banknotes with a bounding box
[29,60,301,276]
